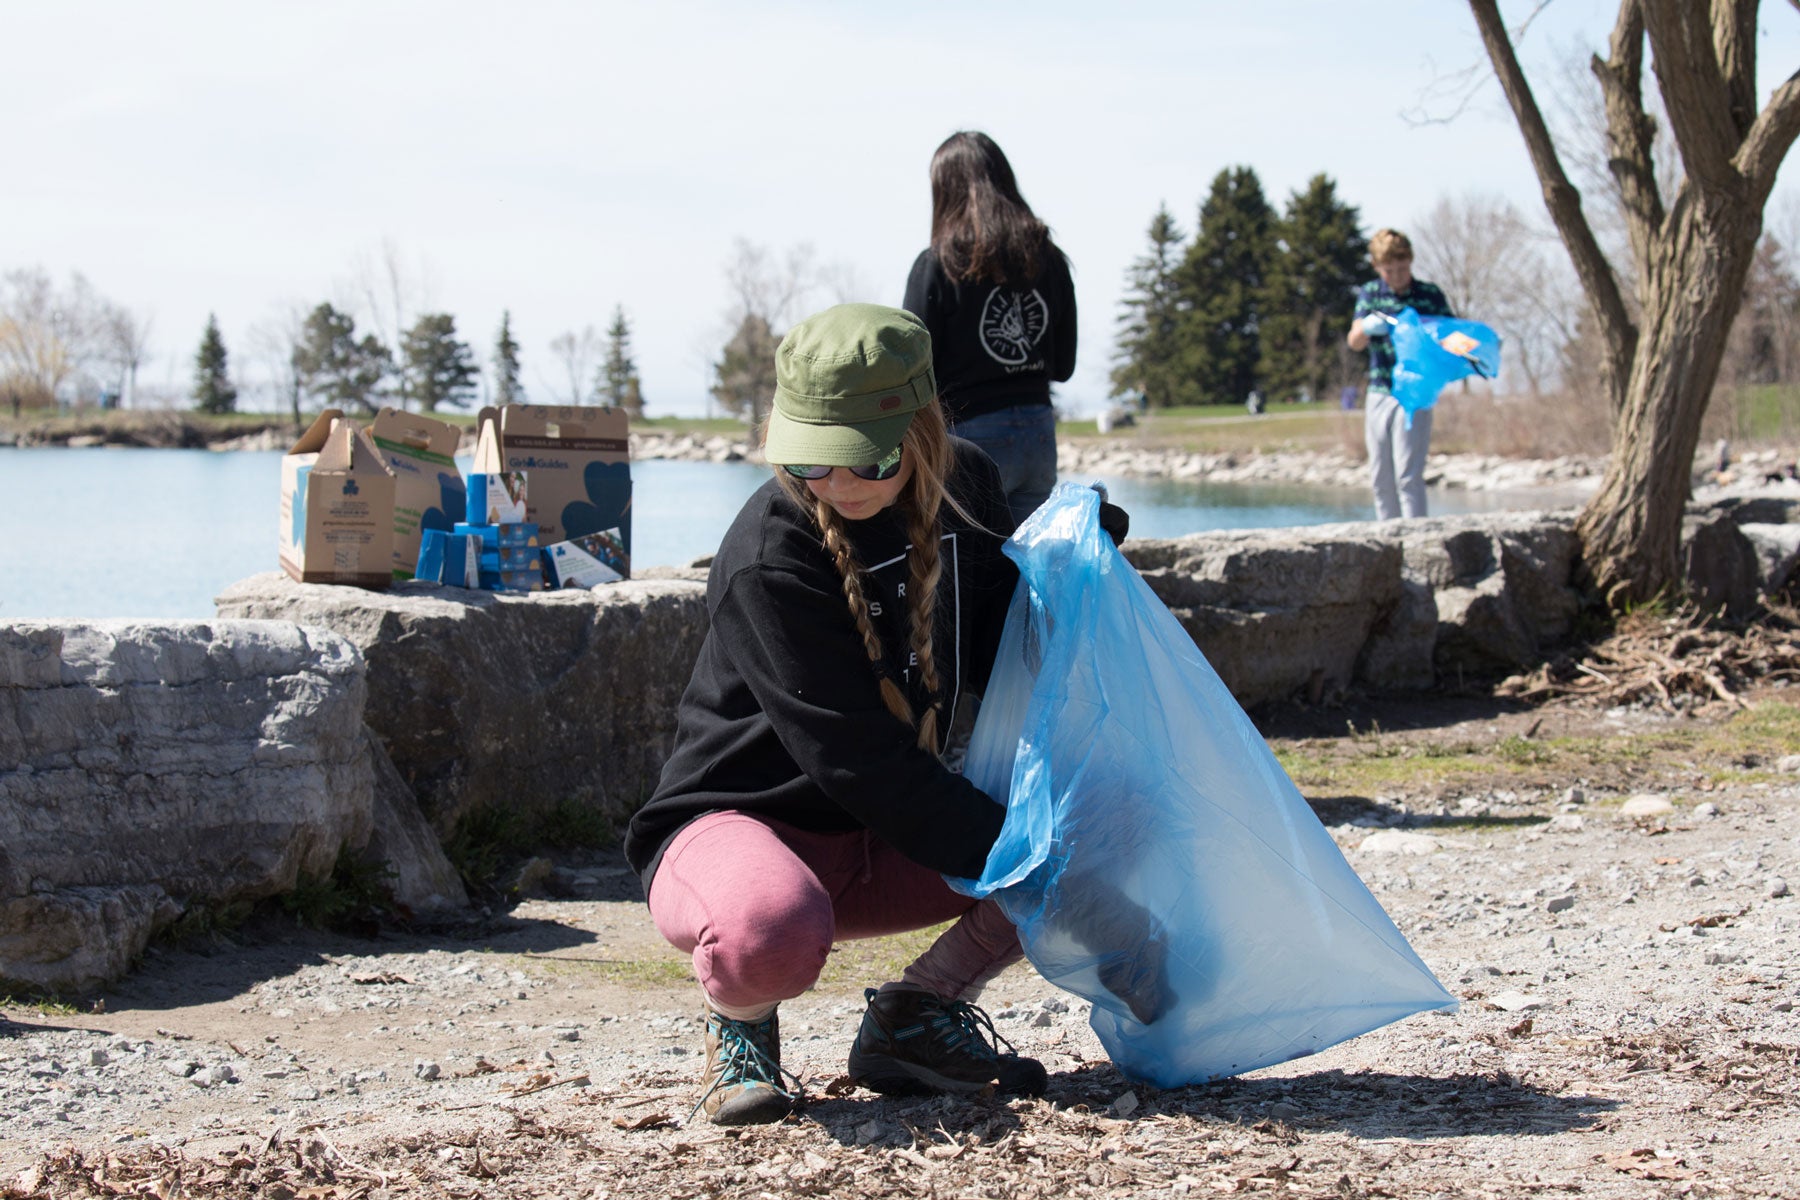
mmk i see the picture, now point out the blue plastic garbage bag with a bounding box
[954,483,1456,1088]
[1389,307,1503,423]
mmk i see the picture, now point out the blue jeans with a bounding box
[950,404,1058,528]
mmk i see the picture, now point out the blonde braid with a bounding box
[814,500,917,731]
[903,501,945,752]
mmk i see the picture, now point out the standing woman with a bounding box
[624,303,1045,1126]
[904,131,1077,526]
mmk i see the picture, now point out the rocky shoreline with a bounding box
[8,414,1794,500]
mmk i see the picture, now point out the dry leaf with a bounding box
[611,1112,674,1132]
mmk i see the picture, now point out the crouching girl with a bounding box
[623,303,1043,1125]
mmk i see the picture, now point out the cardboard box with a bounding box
[466,418,528,525]
[478,404,632,556]
[279,410,397,588]
[543,528,630,588]
[369,408,469,580]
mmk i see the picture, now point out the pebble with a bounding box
[1357,831,1443,856]
[1547,815,1584,832]
[414,1061,440,1081]
[1771,876,1791,899]
[1490,991,1546,1012]
[1547,896,1576,914]
[1776,754,1800,773]
[1620,795,1675,818]
[1694,802,1721,819]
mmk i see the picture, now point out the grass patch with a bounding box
[1274,699,1800,799]
[817,925,950,989]
[281,849,396,931]
[0,992,85,1017]
[158,899,257,948]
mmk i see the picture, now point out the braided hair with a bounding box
[769,400,974,754]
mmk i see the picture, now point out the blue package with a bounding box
[1389,307,1503,424]
[416,529,478,588]
[454,521,539,549]
[478,567,541,592]
[479,545,539,572]
[955,483,1455,1087]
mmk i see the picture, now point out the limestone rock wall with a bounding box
[0,621,373,992]
[215,575,710,836]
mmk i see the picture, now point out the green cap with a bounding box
[763,303,936,466]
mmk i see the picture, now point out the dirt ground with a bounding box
[3,690,1797,1200]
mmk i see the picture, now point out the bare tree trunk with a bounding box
[1470,0,1800,609]
[1577,200,1761,602]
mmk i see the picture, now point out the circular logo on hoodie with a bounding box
[980,288,1049,366]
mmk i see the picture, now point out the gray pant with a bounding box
[1365,390,1432,520]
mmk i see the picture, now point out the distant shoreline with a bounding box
[6,411,1788,500]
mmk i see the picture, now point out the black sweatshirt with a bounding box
[902,242,1077,425]
[624,440,1019,890]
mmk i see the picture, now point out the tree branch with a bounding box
[1735,68,1800,210]
[1641,1,1741,191]
[1468,0,1634,377]
[1713,0,1759,139]
[1591,0,1664,289]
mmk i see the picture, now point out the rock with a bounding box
[1546,895,1576,913]
[414,1060,441,1081]
[510,857,556,898]
[1771,876,1791,899]
[1682,512,1760,618]
[1777,755,1800,774]
[1619,794,1675,818]
[215,572,709,839]
[362,728,468,916]
[1547,815,1584,832]
[1694,802,1721,819]
[1490,991,1545,1012]
[1356,831,1444,856]
[0,621,372,993]
[1128,530,1403,707]
[1738,523,1800,596]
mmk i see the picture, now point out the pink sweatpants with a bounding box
[646,810,1024,1010]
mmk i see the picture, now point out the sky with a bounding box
[10,1,1800,417]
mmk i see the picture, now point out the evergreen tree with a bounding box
[597,305,644,416]
[292,302,391,414]
[1110,205,1196,408]
[1259,174,1368,405]
[711,313,778,428]
[191,313,237,414]
[401,313,478,412]
[1177,167,1275,405]
[492,310,523,405]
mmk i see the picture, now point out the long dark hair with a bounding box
[929,131,1049,288]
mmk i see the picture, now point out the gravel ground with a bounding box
[3,700,1798,1199]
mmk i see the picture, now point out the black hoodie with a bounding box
[902,243,1077,425]
[624,440,1018,890]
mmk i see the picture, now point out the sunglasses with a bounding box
[782,444,904,482]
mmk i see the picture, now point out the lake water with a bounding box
[0,447,1573,620]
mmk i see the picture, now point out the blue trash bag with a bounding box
[1389,307,1503,424]
[954,483,1456,1088]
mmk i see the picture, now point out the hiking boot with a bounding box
[848,987,1048,1098]
[695,1007,800,1126]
